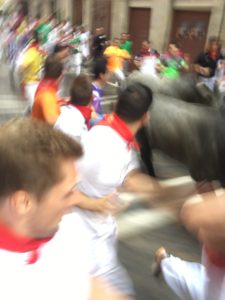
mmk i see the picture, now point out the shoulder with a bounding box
[83,126,127,153]
[57,105,85,127]
[37,89,56,102]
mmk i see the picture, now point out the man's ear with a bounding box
[9,191,34,216]
[141,112,150,127]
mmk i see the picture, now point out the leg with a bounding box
[161,255,206,300]
[86,217,135,297]
[24,82,39,115]
[114,69,126,90]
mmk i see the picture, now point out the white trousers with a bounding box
[76,209,135,297]
[24,82,39,111]
[72,53,82,76]
[161,250,225,300]
[111,69,126,89]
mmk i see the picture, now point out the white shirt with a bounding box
[54,105,88,141]
[140,56,158,77]
[77,125,139,238]
[78,125,139,198]
[0,212,92,300]
[80,32,90,58]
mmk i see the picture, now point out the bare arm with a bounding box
[181,191,225,254]
[193,64,211,77]
[90,278,132,300]
[123,170,162,197]
[122,171,196,202]
[76,191,118,214]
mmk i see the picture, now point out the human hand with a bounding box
[96,195,119,215]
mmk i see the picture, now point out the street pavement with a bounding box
[0,63,26,122]
[0,61,201,300]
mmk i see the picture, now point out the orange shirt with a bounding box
[104,46,131,71]
[32,79,60,125]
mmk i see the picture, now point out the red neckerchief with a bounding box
[95,113,139,151]
[35,78,59,96]
[58,98,69,106]
[69,103,93,129]
[205,246,225,268]
[0,224,52,264]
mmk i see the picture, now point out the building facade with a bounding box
[26,0,225,60]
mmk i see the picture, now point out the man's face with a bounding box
[113,39,120,47]
[27,159,81,238]
[168,44,178,56]
[210,41,219,52]
[142,41,149,50]
[121,34,127,43]
[59,48,70,60]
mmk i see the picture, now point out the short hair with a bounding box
[0,118,83,200]
[113,37,120,43]
[44,54,63,79]
[33,30,40,44]
[169,41,180,49]
[92,58,107,79]
[207,36,221,48]
[208,36,219,44]
[115,83,153,123]
[53,44,70,54]
[70,74,93,106]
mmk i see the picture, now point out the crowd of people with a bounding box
[0,10,225,300]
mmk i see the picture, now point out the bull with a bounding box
[128,73,225,185]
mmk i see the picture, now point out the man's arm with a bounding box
[90,278,132,300]
[181,191,225,254]
[123,170,162,197]
[123,170,196,202]
[76,191,118,214]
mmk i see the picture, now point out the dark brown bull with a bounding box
[131,74,225,184]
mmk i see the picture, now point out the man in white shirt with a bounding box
[77,84,163,297]
[55,74,94,141]
[80,26,91,61]
[0,118,131,300]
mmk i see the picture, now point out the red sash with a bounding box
[96,113,139,151]
[0,224,52,264]
[205,246,225,268]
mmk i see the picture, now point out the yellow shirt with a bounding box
[21,46,43,84]
[104,46,130,71]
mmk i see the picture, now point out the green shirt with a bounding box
[35,22,52,45]
[120,40,133,55]
[160,57,188,80]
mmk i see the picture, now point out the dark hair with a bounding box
[0,118,83,200]
[33,30,40,44]
[44,54,63,79]
[53,44,70,54]
[115,83,153,123]
[70,74,93,106]
[92,58,107,79]
[169,41,180,49]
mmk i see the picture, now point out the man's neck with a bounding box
[125,120,141,136]
[93,79,104,88]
